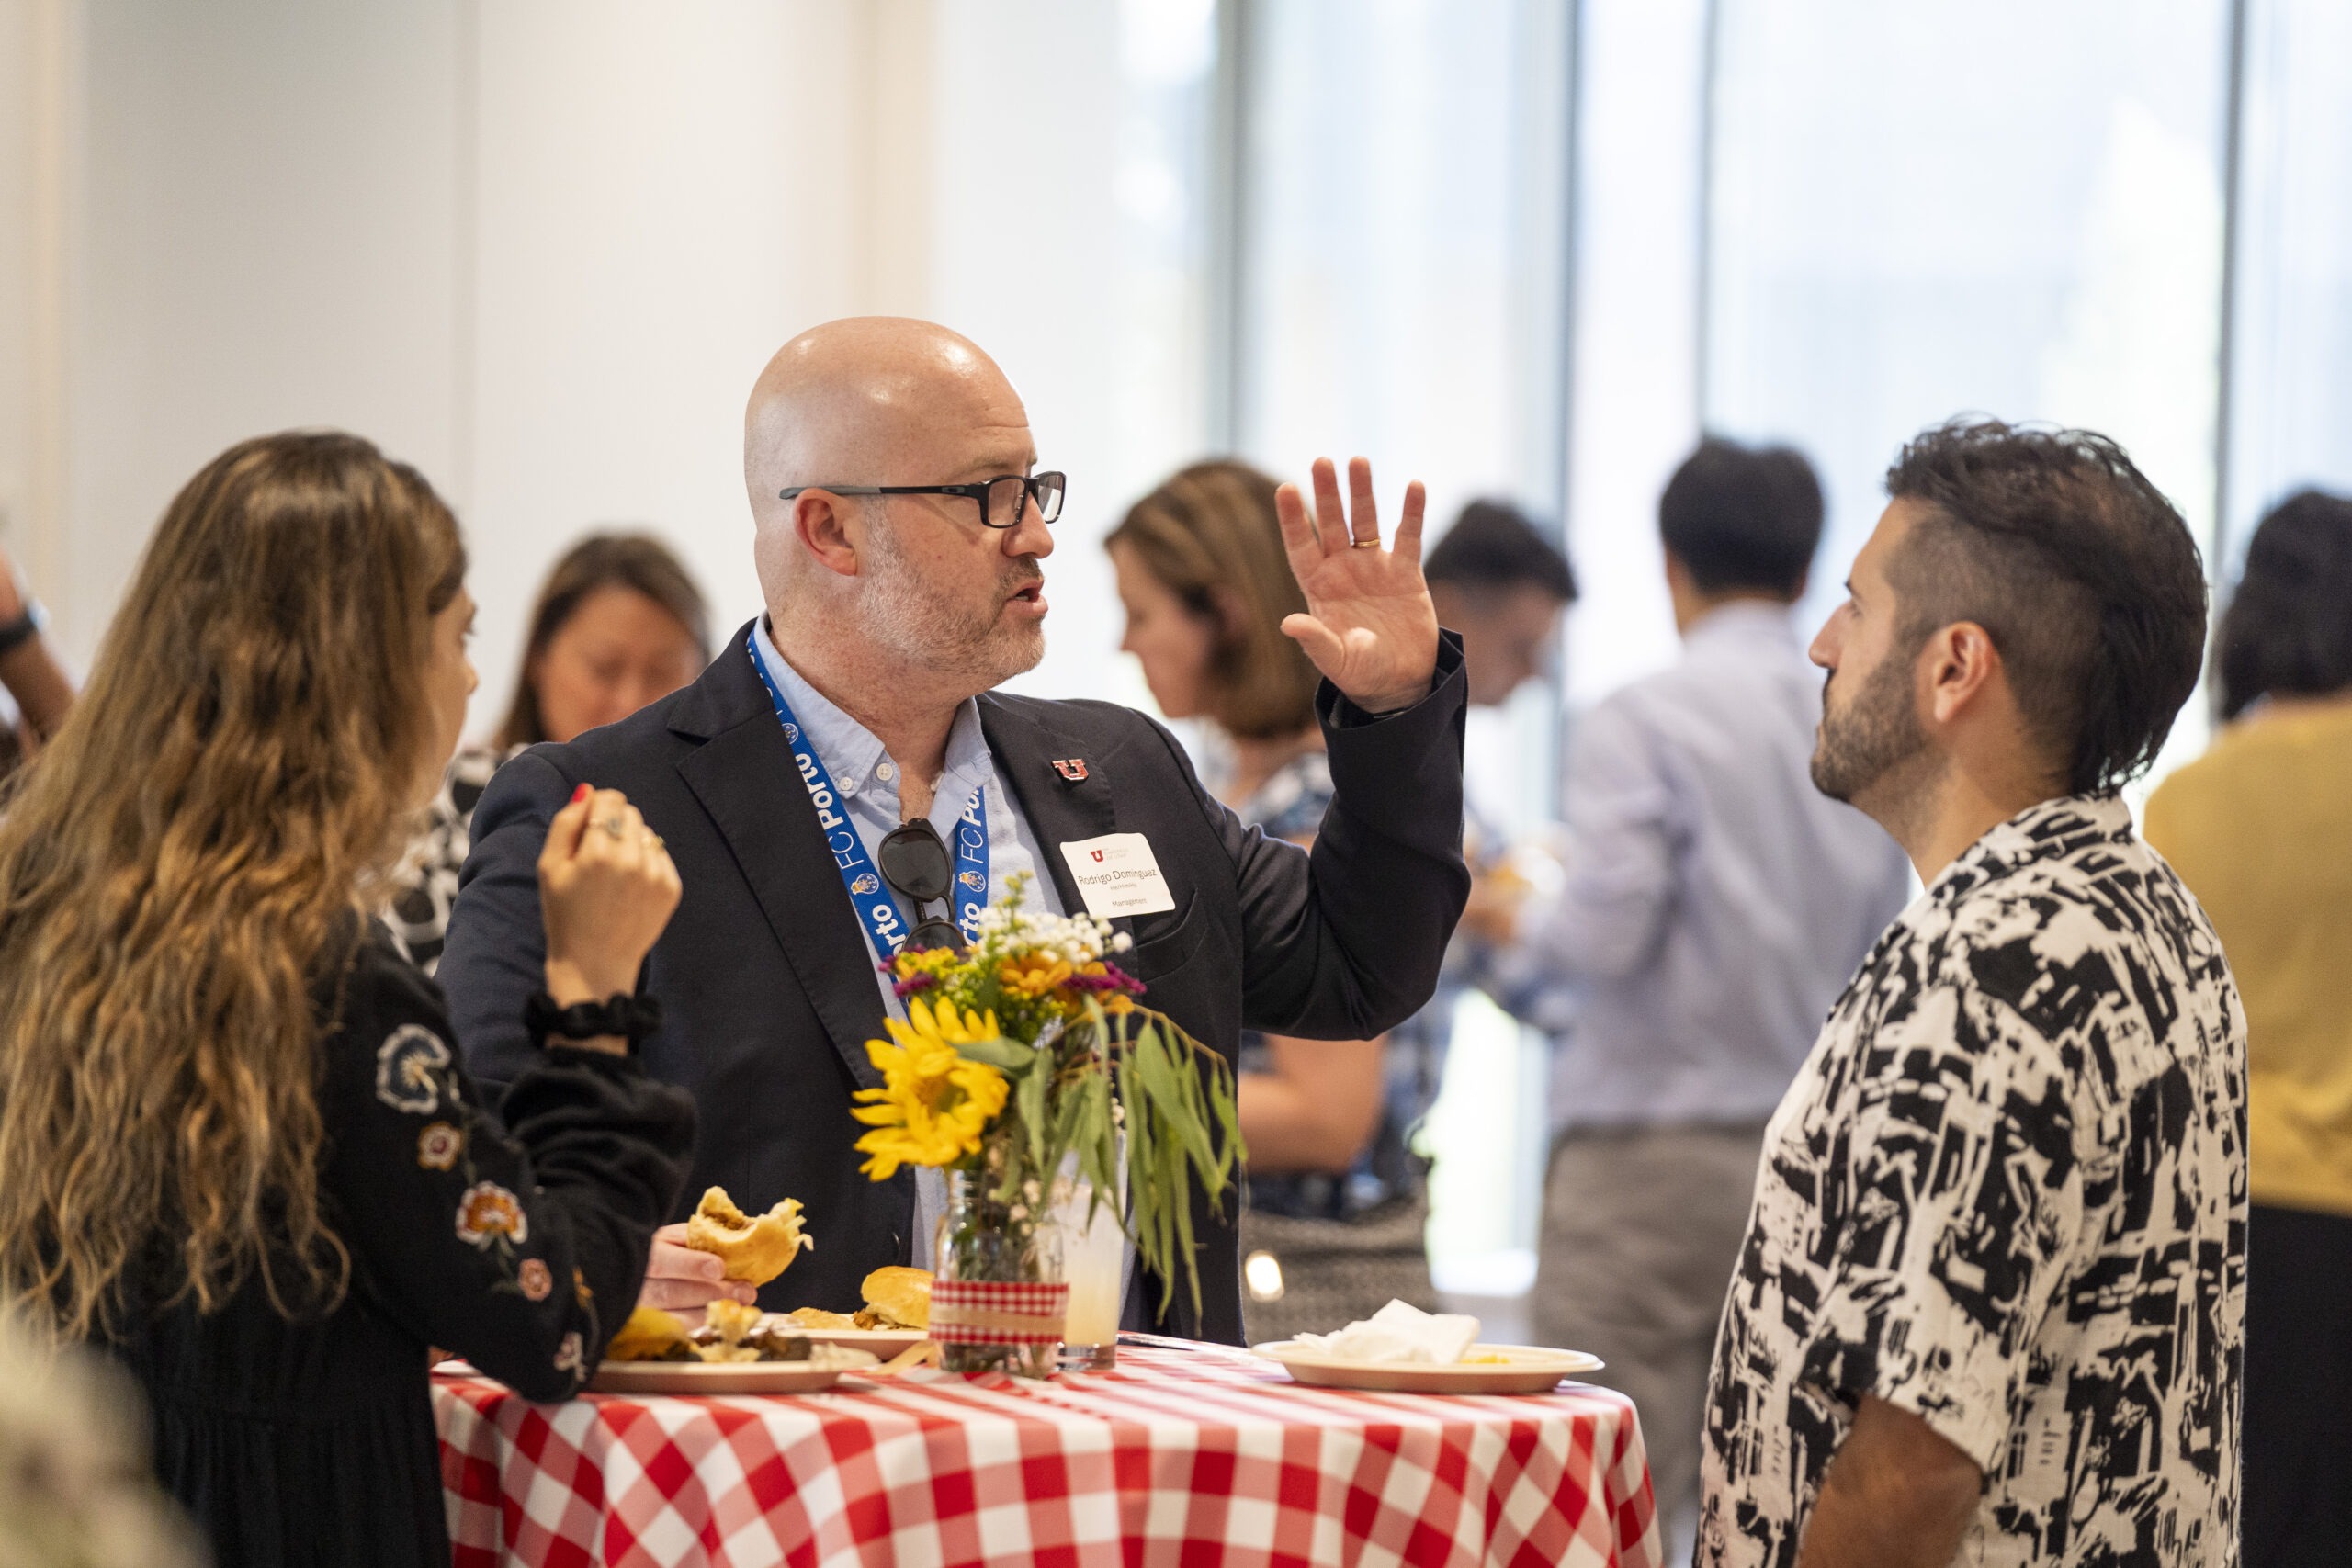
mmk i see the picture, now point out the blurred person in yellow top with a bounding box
[2143,487,2352,1568]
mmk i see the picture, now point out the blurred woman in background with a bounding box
[0,432,695,1567]
[2145,488,2352,1568]
[389,532,707,972]
[1106,458,1436,1343]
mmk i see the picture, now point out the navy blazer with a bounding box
[438,623,1471,1343]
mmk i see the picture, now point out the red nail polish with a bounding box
[571,783,591,804]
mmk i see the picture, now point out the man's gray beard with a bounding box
[861,523,1046,688]
[1810,649,1927,806]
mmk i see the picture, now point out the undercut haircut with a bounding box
[1658,437,1824,595]
[1422,500,1577,603]
[1883,418,2208,797]
[2214,489,2352,720]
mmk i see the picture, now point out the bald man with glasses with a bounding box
[438,318,1473,1339]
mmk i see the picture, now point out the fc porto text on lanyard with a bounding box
[747,627,990,964]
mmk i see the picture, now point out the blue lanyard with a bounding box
[746,628,989,964]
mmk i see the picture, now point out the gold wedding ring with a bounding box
[594,817,628,840]
[1350,536,1380,548]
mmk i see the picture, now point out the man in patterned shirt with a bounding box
[1697,419,2245,1567]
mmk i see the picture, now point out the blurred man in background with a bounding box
[1463,438,1910,1543]
[1425,501,1579,711]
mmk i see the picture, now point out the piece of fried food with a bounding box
[781,1307,861,1332]
[683,1187,812,1287]
[858,1266,933,1330]
[605,1305,693,1363]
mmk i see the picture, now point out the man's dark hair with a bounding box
[2215,490,2352,720]
[1422,500,1577,603]
[1883,418,2208,797]
[1657,437,1824,595]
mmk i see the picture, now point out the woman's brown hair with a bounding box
[0,430,465,1341]
[1106,460,1318,740]
[494,533,709,748]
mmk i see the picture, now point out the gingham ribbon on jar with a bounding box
[930,1280,1070,1347]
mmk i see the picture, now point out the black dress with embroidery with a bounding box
[96,926,695,1568]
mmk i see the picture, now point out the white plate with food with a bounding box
[589,1359,847,1396]
[765,1323,928,1354]
[1253,1340,1604,1395]
[594,1293,888,1393]
[766,1266,933,1353]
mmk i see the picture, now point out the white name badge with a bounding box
[1058,832,1178,920]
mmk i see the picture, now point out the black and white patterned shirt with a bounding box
[1699,795,2245,1566]
[386,742,514,976]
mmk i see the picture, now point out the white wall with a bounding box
[463,0,878,722]
[7,0,1165,734]
[59,0,468,666]
[0,0,56,602]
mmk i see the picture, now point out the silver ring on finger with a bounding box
[594,816,628,840]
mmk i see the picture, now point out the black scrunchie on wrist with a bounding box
[525,989,663,1050]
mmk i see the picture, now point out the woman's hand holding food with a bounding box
[537,784,682,1054]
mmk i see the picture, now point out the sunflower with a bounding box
[850,998,1012,1179]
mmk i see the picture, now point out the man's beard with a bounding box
[861,522,1046,688]
[1810,647,1927,806]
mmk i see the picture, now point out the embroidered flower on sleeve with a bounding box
[417,1122,463,1171]
[554,1331,585,1381]
[517,1258,553,1302]
[455,1182,528,1248]
[376,1025,453,1115]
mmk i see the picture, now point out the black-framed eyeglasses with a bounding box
[777,471,1066,531]
[876,818,967,953]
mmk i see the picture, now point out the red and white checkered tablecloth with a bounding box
[435,1336,1660,1568]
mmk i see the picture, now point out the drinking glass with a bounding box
[1051,1145,1126,1371]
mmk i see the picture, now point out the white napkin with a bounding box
[1292,1299,1481,1364]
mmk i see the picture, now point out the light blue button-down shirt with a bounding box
[752,621,1066,1263]
[1505,602,1914,1132]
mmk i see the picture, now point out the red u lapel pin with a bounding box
[1050,758,1089,783]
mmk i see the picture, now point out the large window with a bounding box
[2225,0,2352,568]
[946,0,2352,1292]
[1234,0,1570,533]
[1704,1,2233,660]
[1233,0,1573,1286]
[933,0,1222,709]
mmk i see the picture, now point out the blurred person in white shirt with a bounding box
[0,1314,201,1567]
[1463,438,1911,1545]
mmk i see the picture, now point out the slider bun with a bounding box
[860,1266,933,1329]
[782,1307,861,1332]
[684,1186,812,1287]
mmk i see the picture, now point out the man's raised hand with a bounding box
[1273,457,1441,715]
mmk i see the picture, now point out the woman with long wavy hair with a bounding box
[0,432,696,1567]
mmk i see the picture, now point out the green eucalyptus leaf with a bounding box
[955,1037,1037,1073]
[1017,1049,1049,1174]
